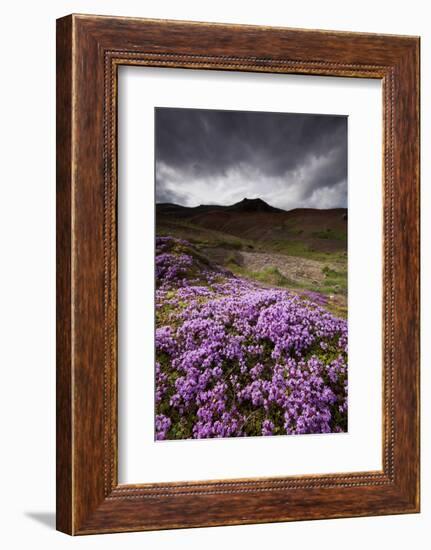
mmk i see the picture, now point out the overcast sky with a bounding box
[155,107,347,211]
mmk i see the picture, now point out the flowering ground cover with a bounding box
[155,236,348,440]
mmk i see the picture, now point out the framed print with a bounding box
[56,14,420,534]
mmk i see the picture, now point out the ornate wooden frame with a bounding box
[56,14,420,534]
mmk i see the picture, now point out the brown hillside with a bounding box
[156,199,347,253]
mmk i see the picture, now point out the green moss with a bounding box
[311,228,347,241]
[321,266,347,295]
[303,337,346,365]
[243,409,265,436]
[157,219,253,251]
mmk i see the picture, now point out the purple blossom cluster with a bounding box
[155,236,348,440]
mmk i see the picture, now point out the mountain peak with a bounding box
[229,197,282,213]
[240,197,265,204]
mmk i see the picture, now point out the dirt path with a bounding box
[205,247,337,285]
[240,250,326,285]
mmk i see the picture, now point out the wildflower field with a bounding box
[155,236,348,440]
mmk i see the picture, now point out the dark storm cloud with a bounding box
[155,107,347,210]
[155,183,190,205]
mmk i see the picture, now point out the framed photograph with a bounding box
[56,14,420,534]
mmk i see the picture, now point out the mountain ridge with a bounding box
[156,197,346,216]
